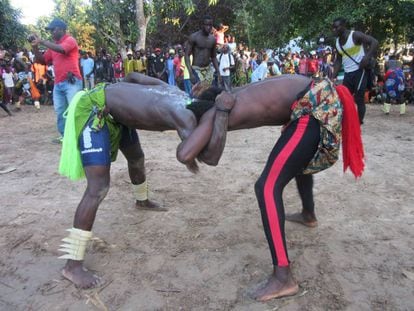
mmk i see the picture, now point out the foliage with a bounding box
[0,0,28,50]
[52,0,96,52]
[15,0,413,54]
[288,0,414,49]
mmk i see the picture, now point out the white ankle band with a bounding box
[58,228,92,261]
[134,180,148,201]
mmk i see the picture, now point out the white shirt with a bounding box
[250,61,268,83]
[2,72,14,87]
[335,31,365,73]
[217,52,235,77]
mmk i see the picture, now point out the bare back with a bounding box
[105,82,195,132]
[228,75,312,130]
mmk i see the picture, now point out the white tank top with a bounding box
[336,31,365,73]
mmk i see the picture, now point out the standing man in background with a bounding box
[185,15,220,87]
[30,18,82,143]
[216,44,234,91]
[332,17,378,124]
[80,51,95,90]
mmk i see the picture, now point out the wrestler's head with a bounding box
[202,15,213,35]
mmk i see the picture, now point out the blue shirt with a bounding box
[81,57,95,77]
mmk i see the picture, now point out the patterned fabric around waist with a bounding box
[289,79,343,174]
[193,65,214,84]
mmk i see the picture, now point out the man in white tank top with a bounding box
[332,17,378,124]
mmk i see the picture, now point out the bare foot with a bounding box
[135,199,168,211]
[253,266,299,302]
[61,260,101,289]
[286,211,318,228]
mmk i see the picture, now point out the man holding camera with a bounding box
[30,18,82,143]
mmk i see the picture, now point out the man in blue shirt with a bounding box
[80,51,95,89]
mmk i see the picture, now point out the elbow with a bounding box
[197,153,219,166]
[176,145,194,166]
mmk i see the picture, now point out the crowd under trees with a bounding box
[1,0,414,53]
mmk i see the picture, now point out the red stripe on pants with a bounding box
[263,115,310,267]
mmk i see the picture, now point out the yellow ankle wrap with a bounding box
[58,228,92,261]
[134,180,148,201]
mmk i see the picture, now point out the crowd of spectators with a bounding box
[1,27,414,118]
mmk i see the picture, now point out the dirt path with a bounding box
[0,104,413,310]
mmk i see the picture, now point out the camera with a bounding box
[27,35,36,43]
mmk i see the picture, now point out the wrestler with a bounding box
[185,15,220,85]
[58,72,223,288]
[177,75,364,301]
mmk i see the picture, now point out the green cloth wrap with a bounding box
[59,84,121,180]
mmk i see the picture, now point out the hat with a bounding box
[155,48,161,53]
[169,49,175,54]
[45,18,67,30]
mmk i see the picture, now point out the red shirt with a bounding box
[44,34,81,83]
[173,56,182,77]
[113,60,124,79]
[307,58,319,74]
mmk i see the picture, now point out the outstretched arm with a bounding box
[124,72,168,86]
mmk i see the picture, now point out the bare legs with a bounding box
[120,141,164,210]
[285,174,318,227]
[62,165,110,288]
[253,266,299,302]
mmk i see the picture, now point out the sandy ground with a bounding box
[0,103,413,311]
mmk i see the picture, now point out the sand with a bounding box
[0,104,413,310]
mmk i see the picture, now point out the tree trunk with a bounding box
[135,0,151,50]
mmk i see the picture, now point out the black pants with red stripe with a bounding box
[254,115,320,267]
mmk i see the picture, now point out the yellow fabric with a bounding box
[134,59,146,73]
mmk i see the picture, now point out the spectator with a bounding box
[167,49,176,86]
[152,48,167,82]
[94,49,110,83]
[298,51,308,76]
[332,17,378,124]
[251,53,269,83]
[307,51,319,78]
[30,18,82,142]
[133,50,146,74]
[124,52,135,76]
[80,51,95,89]
[173,48,184,89]
[2,64,14,105]
[217,44,235,91]
[185,15,220,86]
[214,23,229,49]
[113,53,124,82]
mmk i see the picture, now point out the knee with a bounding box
[128,154,145,170]
[87,180,110,202]
[254,177,265,198]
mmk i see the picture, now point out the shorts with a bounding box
[79,117,138,167]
